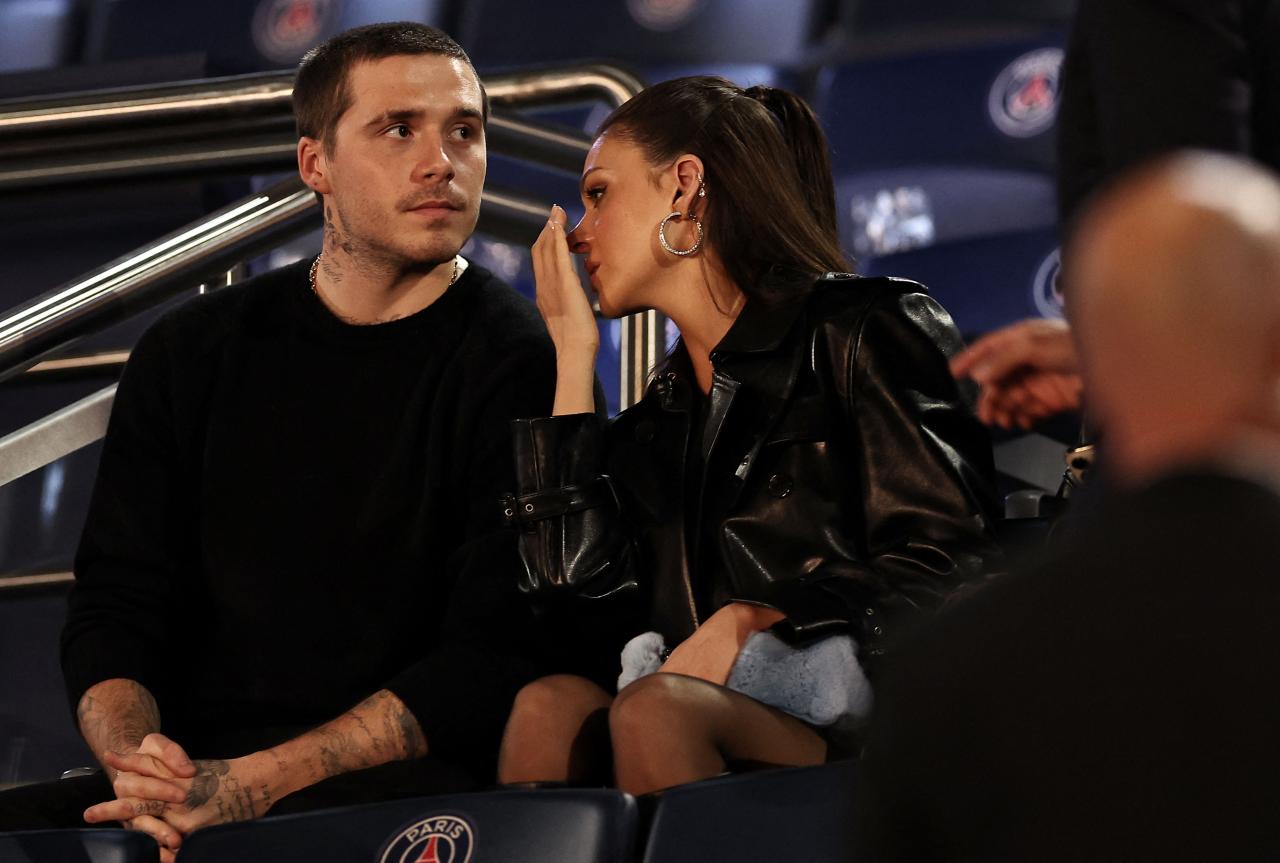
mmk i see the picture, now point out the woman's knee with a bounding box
[501,675,612,784]
[511,675,609,722]
[609,673,705,741]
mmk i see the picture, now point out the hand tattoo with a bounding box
[184,759,230,809]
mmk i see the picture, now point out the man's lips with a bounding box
[404,197,464,216]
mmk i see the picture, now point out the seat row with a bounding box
[0,759,857,863]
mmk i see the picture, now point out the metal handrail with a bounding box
[0,178,315,383]
[0,63,656,492]
[0,385,116,488]
[0,66,643,193]
[0,64,645,139]
[0,178,564,384]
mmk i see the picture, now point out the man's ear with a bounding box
[669,154,706,217]
[297,137,332,196]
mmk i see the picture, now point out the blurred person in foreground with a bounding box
[953,0,1280,430]
[855,152,1280,860]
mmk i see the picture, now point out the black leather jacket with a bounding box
[502,275,999,678]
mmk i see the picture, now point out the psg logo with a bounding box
[252,0,338,65]
[377,814,476,863]
[626,0,701,31]
[1032,247,1065,319]
[987,47,1064,139]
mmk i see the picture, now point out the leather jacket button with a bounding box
[635,419,656,444]
[766,473,793,498]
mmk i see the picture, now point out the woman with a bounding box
[498,76,999,795]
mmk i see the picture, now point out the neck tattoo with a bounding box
[308,254,461,314]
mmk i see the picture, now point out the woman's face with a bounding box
[568,132,699,317]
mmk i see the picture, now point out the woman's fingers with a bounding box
[532,205,598,354]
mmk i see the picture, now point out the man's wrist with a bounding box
[247,747,303,804]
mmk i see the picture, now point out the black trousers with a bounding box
[0,756,477,832]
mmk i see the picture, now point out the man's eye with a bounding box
[384,124,411,139]
[451,125,473,140]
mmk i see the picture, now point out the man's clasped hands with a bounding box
[84,735,276,862]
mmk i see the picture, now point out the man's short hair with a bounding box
[293,21,488,150]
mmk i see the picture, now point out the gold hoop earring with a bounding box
[658,211,703,257]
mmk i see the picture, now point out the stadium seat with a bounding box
[458,0,831,69]
[0,829,159,863]
[815,33,1066,176]
[174,788,637,863]
[0,0,78,74]
[83,0,447,73]
[815,31,1066,336]
[640,760,859,863]
[860,226,1061,338]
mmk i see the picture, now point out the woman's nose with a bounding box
[566,214,590,254]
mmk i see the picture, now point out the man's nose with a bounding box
[413,136,455,182]
[566,214,590,254]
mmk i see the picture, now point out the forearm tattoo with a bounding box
[300,690,427,786]
[76,679,161,769]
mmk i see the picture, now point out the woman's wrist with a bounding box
[555,340,598,366]
[551,344,597,416]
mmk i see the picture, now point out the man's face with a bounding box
[318,54,486,267]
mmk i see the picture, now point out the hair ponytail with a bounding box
[742,85,840,242]
[600,76,851,309]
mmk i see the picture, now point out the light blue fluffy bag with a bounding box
[617,630,874,735]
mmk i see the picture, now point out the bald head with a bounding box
[1066,153,1280,484]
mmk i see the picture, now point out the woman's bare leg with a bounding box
[608,672,827,795]
[498,674,614,785]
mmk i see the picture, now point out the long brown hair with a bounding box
[599,76,851,308]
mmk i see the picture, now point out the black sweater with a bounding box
[61,259,557,773]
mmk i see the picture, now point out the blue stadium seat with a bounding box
[174,788,637,863]
[815,33,1066,176]
[861,226,1061,338]
[0,0,78,73]
[640,760,859,863]
[0,829,159,863]
[458,0,831,69]
[83,0,447,72]
[815,32,1066,342]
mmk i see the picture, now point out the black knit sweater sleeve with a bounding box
[61,305,197,712]
[381,287,559,769]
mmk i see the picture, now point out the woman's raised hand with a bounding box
[533,205,598,415]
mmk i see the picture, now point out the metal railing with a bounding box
[0,65,644,191]
[0,64,658,500]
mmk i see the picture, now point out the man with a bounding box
[855,153,1280,859]
[0,22,556,859]
[953,0,1280,429]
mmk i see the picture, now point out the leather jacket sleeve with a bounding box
[756,290,999,655]
[502,413,641,602]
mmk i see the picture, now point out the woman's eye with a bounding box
[585,186,606,203]
[384,124,411,139]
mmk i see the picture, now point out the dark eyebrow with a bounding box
[365,106,485,130]
[580,166,605,193]
[365,108,424,130]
